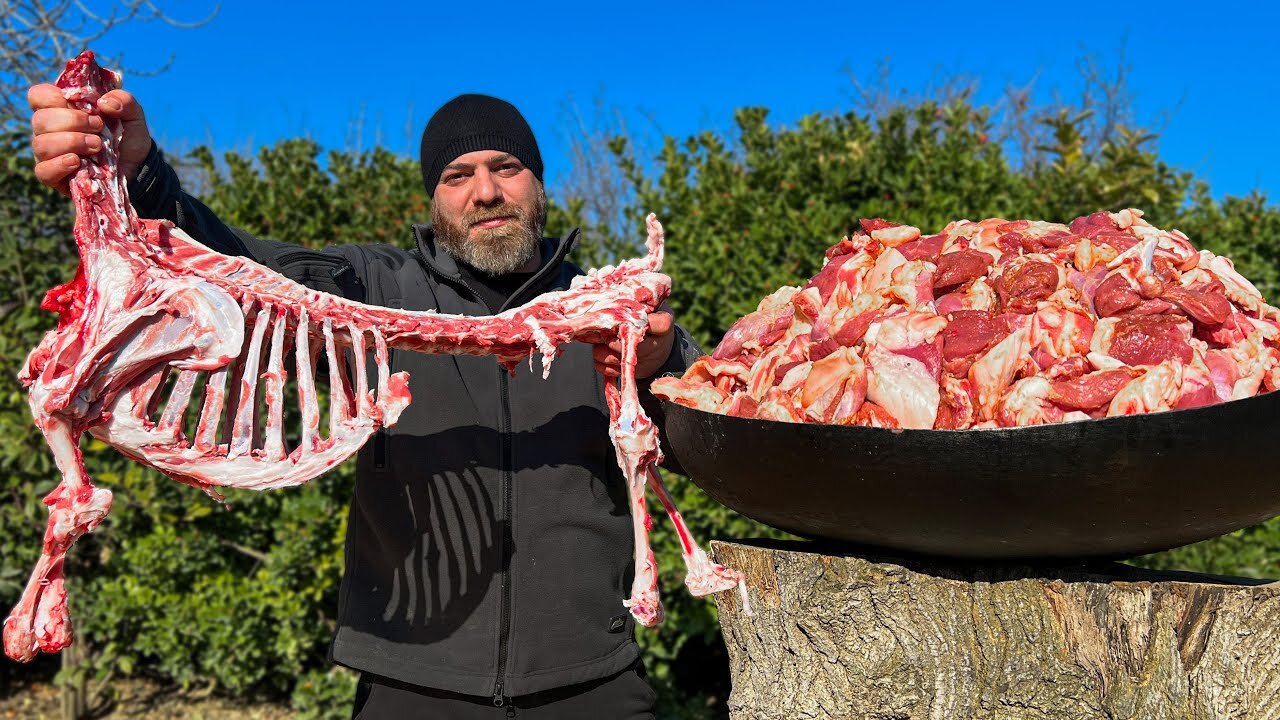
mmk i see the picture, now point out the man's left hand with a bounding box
[593,302,677,380]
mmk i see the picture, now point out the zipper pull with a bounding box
[493,682,505,706]
[506,704,517,718]
[328,262,353,281]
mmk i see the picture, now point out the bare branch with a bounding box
[993,71,1045,168]
[553,89,642,265]
[843,58,979,121]
[141,0,221,29]
[0,0,218,128]
[221,539,269,564]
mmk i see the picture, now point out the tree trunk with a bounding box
[60,639,88,720]
[711,539,1280,720]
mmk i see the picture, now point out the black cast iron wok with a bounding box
[660,391,1280,560]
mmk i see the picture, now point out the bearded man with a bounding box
[28,85,701,719]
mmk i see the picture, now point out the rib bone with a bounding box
[323,318,351,435]
[296,308,319,453]
[157,369,199,442]
[228,305,272,459]
[262,310,289,460]
[194,367,230,452]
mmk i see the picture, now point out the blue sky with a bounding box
[88,0,1277,201]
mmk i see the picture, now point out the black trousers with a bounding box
[351,661,657,719]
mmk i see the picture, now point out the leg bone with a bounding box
[3,420,111,662]
[609,321,665,627]
[646,465,743,597]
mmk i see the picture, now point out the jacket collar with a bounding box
[411,223,581,310]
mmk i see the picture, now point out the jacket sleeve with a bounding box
[639,324,704,476]
[126,141,368,300]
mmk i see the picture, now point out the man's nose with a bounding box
[472,168,502,205]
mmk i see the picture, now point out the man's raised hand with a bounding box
[29,84,152,196]
[593,302,678,381]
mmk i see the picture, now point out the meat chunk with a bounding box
[933,250,993,291]
[995,260,1062,313]
[1101,315,1194,366]
[1047,369,1141,411]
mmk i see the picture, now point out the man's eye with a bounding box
[443,174,465,184]
[499,164,522,174]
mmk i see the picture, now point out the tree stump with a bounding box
[711,539,1280,720]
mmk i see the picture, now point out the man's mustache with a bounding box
[466,204,525,227]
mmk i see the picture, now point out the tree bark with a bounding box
[60,639,87,720]
[711,539,1280,720]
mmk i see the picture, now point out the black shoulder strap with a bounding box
[268,248,368,303]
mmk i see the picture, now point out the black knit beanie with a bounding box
[419,94,544,197]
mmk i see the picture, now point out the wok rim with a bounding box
[659,389,1280,560]
[662,387,1280,438]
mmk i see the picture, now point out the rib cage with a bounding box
[3,51,745,664]
[91,303,409,494]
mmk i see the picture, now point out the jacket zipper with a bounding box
[406,227,534,705]
[418,227,516,707]
[493,367,513,707]
[497,230,577,313]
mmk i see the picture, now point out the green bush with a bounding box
[291,667,358,720]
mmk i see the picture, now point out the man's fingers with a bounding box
[27,84,67,111]
[647,310,674,336]
[32,131,101,162]
[594,337,620,354]
[593,354,620,373]
[32,107,102,135]
[98,89,144,121]
[34,154,80,196]
[99,91,152,180]
[647,301,675,336]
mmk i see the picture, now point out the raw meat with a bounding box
[5,52,743,663]
[655,210,1280,431]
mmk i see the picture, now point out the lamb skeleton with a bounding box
[4,51,745,663]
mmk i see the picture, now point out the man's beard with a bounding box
[432,184,548,275]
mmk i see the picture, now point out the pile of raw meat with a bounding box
[654,211,1280,429]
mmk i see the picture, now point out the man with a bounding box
[28,84,701,718]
